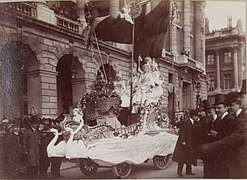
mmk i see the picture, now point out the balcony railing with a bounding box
[56,14,82,33]
[176,55,204,72]
[2,2,36,17]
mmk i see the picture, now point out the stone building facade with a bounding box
[205,17,246,103]
[0,0,207,121]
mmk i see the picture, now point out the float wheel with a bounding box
[112,163,132,178]
[79,158,99,176]
[153,154,171,170]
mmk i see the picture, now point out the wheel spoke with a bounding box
[153,155,170,170]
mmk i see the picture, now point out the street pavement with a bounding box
[47,159,204,179]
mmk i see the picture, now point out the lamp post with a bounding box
[195,81,201,108]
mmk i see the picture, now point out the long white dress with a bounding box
[114,80,130,107]
[132,72,155,105]
[145,70,163,103]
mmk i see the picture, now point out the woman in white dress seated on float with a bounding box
[146,60,164,102]
[131,57,164,112]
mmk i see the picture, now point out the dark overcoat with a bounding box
[23,128,40,167]
[216,114,236,140]
[172,119,197,165]
[204,110,247,178]
[6,132,26,177]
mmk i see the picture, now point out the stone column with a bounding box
[183,0,190,53]
[170,0,178,55]
[201,2,206,72]
[194,1,206,65]
[77,0,87,26]
[110,0,120,18]
[215,50,221,91]
[194,2,201,62]
[233,47,239,89]
[238,46,243,86]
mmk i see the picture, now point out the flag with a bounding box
[88,2,146,44]
[94,14,133,44]
[134,0,170,60]
[86,0,170,60]
[93,3,147,44]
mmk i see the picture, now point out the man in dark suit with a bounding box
[214,94,236,140]
[23,118,40,178]
[200,99,218,178]
[172,109,199,177]
[201,79,247,178]
[212,94,236,177]
[5,119,26,178]
[39,118,53,178]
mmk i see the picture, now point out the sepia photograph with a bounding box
[0,0,246,179]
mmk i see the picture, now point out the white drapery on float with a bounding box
[47,101,178,163]
[79,131,177,165]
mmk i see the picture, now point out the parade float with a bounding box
[47,58,178,178]
[47,0,177,178]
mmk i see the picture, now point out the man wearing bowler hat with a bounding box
[201,80,247,178]
[172,109,199,177]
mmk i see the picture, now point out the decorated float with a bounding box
[47,57,177,178]
[47,1,177,178]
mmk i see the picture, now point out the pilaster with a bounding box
[183,0,190,52]
[233,47,239,89]
[215,49,221,91]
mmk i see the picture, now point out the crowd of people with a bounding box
[0,55,246,179]
[172,79,247,178]
[0,111,65,179]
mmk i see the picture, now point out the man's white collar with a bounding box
[236,108,242,117]
[221,112,228,119]
[189,118,194,124]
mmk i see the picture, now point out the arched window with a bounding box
[97,64,116,81]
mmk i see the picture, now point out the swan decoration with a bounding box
[47,128,66,157]
[64,123,88,159]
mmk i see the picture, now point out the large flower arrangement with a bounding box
[81,74,121,121]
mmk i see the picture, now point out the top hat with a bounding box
[225,91,241,105]
[214,94,226,106]
[203,99,214,112]
[240,79,246,95]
